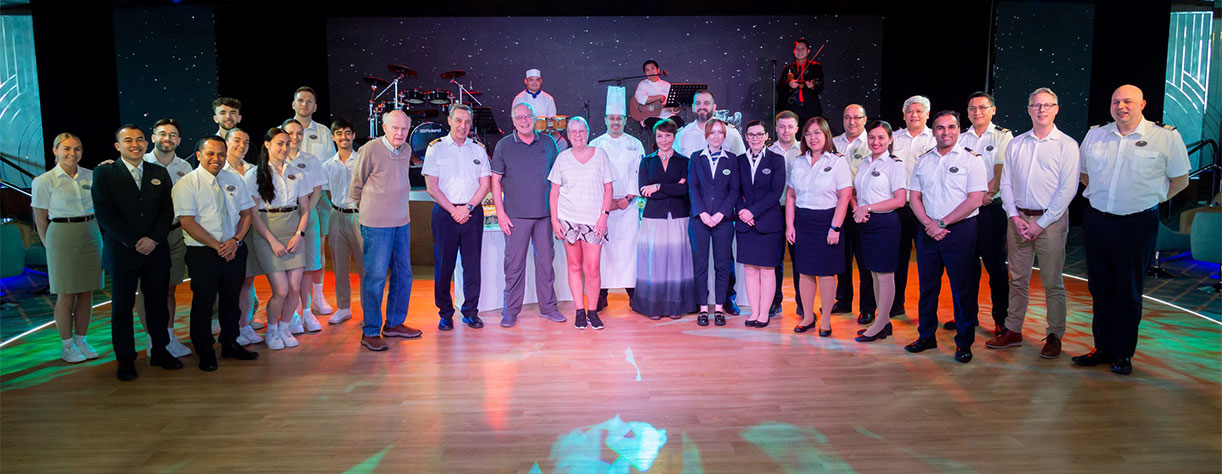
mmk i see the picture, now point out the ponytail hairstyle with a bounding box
[256,127,288,204]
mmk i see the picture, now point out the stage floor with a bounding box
[1,266,1219,472]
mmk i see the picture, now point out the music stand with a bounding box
[472,106,502,136]
[666,83,709,108]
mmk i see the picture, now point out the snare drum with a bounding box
[427,90,453,105]
[404,89,426,105]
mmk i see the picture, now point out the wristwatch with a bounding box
[830,225,841,232]
[466,203,475,211]
[299,230,306,237]
[937,219,947,229]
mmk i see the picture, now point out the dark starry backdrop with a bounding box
[326,16,883,141]
[992,1,1094,139]
[113,5,218,150]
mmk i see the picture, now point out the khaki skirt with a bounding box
[166,227,187,285]
[252,210,307,273]
[45,220,103,294]
[302,208,324,272]
[245,231,265,277]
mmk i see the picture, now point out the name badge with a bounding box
[1136,141,1148,147]
[985,145,994,152]
[949,167,959,173]
[871,170,880,177]
[150,178,162,186]
[474,159,482,165]
[762,168,772,175]
[823,167,832,172]
[81,184,91,190]
[177,171,186,177]
[296,163,307,169]
[309,134,318,140]
[288,174,297,180]
[226,185,236,191]
[722,169,731,176]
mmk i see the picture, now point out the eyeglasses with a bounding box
[1028,103,1058,111]
[803,131,822,137]
[843,115,866,121]
[154,132,180,138]
[966,105,993,112]
[745,133,768,138]
[511,114,533,121]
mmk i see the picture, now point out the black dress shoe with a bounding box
[745,319,756,327]
[768,303,782,317]
[149,349,184,370]
[889,308,906,318]
[855,323,892,342]
[438,317,455,331]
[697,312,709,326]
[857,312,875,325]
[198,350,218,372]
[713,312,726,326]
[1071,349,1112,366]
[1110,357,1133,375]
[596,289,609,311]
[116,362,138,381]
[830,302,851,314]
[954,346,973,363]
[755,318,769,328]
[794,319,818,333]
[221,342,259,360]
[818,327,832,337]
[904,337,938,353]
[942,320,956,330]
[462,315,484,329]
[724,303,740,316]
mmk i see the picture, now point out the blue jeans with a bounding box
[360,223,412,337]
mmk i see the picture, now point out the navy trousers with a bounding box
[916,216,980,348]
[1083,206,1158,358]
[432,204,484,319]
[893,205,920,316]
[690,219,734,306]
[970,200,1009,328]
[834,217,876,313]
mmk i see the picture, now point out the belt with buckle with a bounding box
[332,205,358,214]
[50,215,94,223]
[259,206,299,213]
[1017,208,1045,217]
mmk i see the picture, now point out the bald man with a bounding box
[1074,85,1190,375]
[349,110,423,351]
[831,104,875,322]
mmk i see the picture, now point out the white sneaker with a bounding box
[328,309,352,324]
[73,336,99,360]
[280,325,299,348]
[312,283,335,315]
[236,333,250,346]
[265,329,284,350]
[61,340,86,363]
[239,325,263,344]
[289,313,305,334]
[166,328,193,357]
[303,310,322,332]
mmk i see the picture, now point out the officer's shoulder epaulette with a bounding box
[473,139,486,148]
[1155,121,1177,131]
[833,151,844,157]
[889,154,901,162]
[428,137,444,147]
[922,146,935,155]
[962,147,981,157]
[994,124,1010,134]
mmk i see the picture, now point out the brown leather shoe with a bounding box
[382,324,423,339]
[361,335,388,351]
[1040,334,1062,359]
[985,328,1023,349]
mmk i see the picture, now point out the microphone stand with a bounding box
[770,58,777,123]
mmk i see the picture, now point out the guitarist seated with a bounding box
[632,60,685,131]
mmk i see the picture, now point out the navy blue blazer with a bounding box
[91,159,174,271]
[688,149,740,220]
[639,152,691,219]
[735,149,786,234]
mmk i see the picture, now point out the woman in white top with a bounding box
[31,133,104,363]
[851,120,908,342]
[246,127,311,350]
[785,117,852,336]
[223,128,265,345]
[548,117,614,330]
[281,119,332,334]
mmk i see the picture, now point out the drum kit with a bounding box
[363,65,489,154]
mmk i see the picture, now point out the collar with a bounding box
[747,148,766,160]
[841,133,866,145]
[965,122,994,139]
[770,141,797,152]
[524,89,542,99]
[196,167,220,186]
[379,136,404,155]
[703,147,725,161]
[121,157,144,173]
[904,126,931,139]
[224,160,249,175]
[934,144,968,159]
[1028,126,1064,142]
[512,131,542,144]
[144,151,180,167]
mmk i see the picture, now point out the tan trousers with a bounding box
[328,210,364,309]
[1005,213,1068,336]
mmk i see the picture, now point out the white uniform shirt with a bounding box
[893,126,936,181]
[297,119,336,160]
[1080,119,1191,215]
[833,132,870,176]
[676,122,746,158]
[243,161,312,209]
[223,160,256,182]
[511,90,557,117]
[768,141,803,204]
[322,152,359,210]
[633,78,675,119]
[957,122,1013,197]
[1000,126,1081,229]
[31,165,94,218]
[172,167,256,246]
[908,144,988,220]
[422,135,492,204]
[144,153,193,185]
[787,151,852,210]
[854,154,906,208]
[589,133,644,199]
[548,148,614,225]
[287,150,328,190]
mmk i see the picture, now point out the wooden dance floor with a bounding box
[1,267,1219,472]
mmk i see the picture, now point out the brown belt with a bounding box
[1017,208,1045,217]
[50,215,94,223]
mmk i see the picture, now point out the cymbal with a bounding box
[439,70,466,80]
[362,76,390,87]
[387,64,418,77]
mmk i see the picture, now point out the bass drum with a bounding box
[409,121,449,160]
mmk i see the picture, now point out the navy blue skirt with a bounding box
[735,224,784,267]
[793,207,845,276]
[858,211,900,273]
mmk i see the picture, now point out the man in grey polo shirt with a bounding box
[491,103,566,327]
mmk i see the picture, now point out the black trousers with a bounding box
[690,220,733,306]
[109,246,171,363]
[185,245,247,353]
[432,204,483,319]
[971,200,1009,327]
[916,217,980,348]
[893,205,921,316]
[834,217,876,313]
[1083,206,1158,358]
